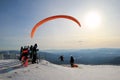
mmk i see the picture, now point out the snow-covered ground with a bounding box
[0,59,120,80]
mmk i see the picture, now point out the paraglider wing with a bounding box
[31,15,81,38]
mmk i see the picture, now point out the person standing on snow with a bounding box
[32,43,39,64]
[21,46,29,67]
[70,56,74,67]
[29,45,33,59]
[59,55,64,62]
[19,46,23,61]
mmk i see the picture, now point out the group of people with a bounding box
[19,43,39,66]
[59,55,75,67]
[19,43,76,67]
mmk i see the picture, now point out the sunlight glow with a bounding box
[84,12,101,28]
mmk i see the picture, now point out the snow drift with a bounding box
[0,59,120,80]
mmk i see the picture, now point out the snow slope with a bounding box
[0,60,120,80]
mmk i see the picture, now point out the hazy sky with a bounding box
[0,0,120,50]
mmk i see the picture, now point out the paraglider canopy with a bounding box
[31,15,81,38]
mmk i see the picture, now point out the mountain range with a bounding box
[0,48,120,65]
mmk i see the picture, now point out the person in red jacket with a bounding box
[21,46,29,67]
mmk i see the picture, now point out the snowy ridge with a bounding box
[0,59,20,69]
[0,60,120,80]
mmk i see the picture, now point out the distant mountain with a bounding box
[0,50,19,54]
[0,50,19,59]
[0,48,120,65]
[110,56,120,65]
[42,48,120,65]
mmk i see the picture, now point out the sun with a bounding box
[84,11,101,28]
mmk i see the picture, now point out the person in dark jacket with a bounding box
[32,43,39,64]
[19,46,23,61]
[59,55,64,62]
[70,56,74,67]
[29,45,33,59]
